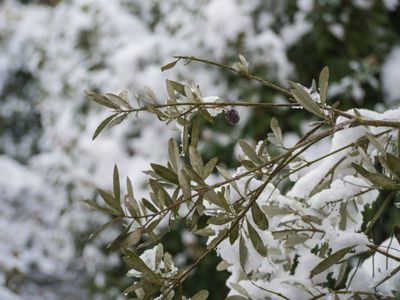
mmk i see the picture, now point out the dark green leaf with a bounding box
[229,222,239,245]
[393,224,400,246]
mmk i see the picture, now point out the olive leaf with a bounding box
[189,145,204,176]
[161,58,180,72]
[113,164,120,202]
[365,191,397,234]
[246,220,267,257]
[239,235,248,272]
[289,81,326,119]
[98,189,122,214]
[251,202,269,230]
[270,117,283,145]
[151,163,179,184]
[239,140,262,164]
[318,66,329,106]
[85,90,119,109]
[106,93,131,109]
[92,113,118,140]
[310,246,355,277]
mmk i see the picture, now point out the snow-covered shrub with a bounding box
[87,56,400,299]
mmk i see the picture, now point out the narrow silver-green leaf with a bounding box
[161,59,179,72]
[382,153,400,179]
[166,79,177,104]
[189,145,204,176]
[239,140,262,164]
[365,173,399,190]
[169,80,186,96]
[289,81,325,119]
[168,138,180,171]
[357,146,375,172]
[247,220,267,257]
[122,228,142,248]
[216,166,240,194]
[82,199,114,214]
[191,114,201,148]
[270,117,283,145]
[98,189,122,213]
[251,202,269,230]
[178,169,191,200]
[106,93,131,109]
[239,235,248,271]
[124,249,158,276]
[92,113,118,140]
[203,157,218,179]
[204,190,231,212]
[85,90,119,109]
[89,217,121,241]
[107,113,128,128]
[229,222,239,245]
[352,162,371,177]
[310,246,355,277]
[126,177,140,217]
[151,163,179,184]
[113,164,120,202]
[365,132,386,156]
[155,243,164,270]
[318,66,329,106]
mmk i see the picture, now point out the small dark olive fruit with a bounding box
[224,107,240,125]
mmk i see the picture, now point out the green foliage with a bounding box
[84,55,400,299]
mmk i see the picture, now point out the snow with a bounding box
[382,47,400,104]
[1,0,400,298]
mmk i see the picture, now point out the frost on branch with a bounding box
[86,57,400,299]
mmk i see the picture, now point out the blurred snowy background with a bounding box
[1,0,400,299]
